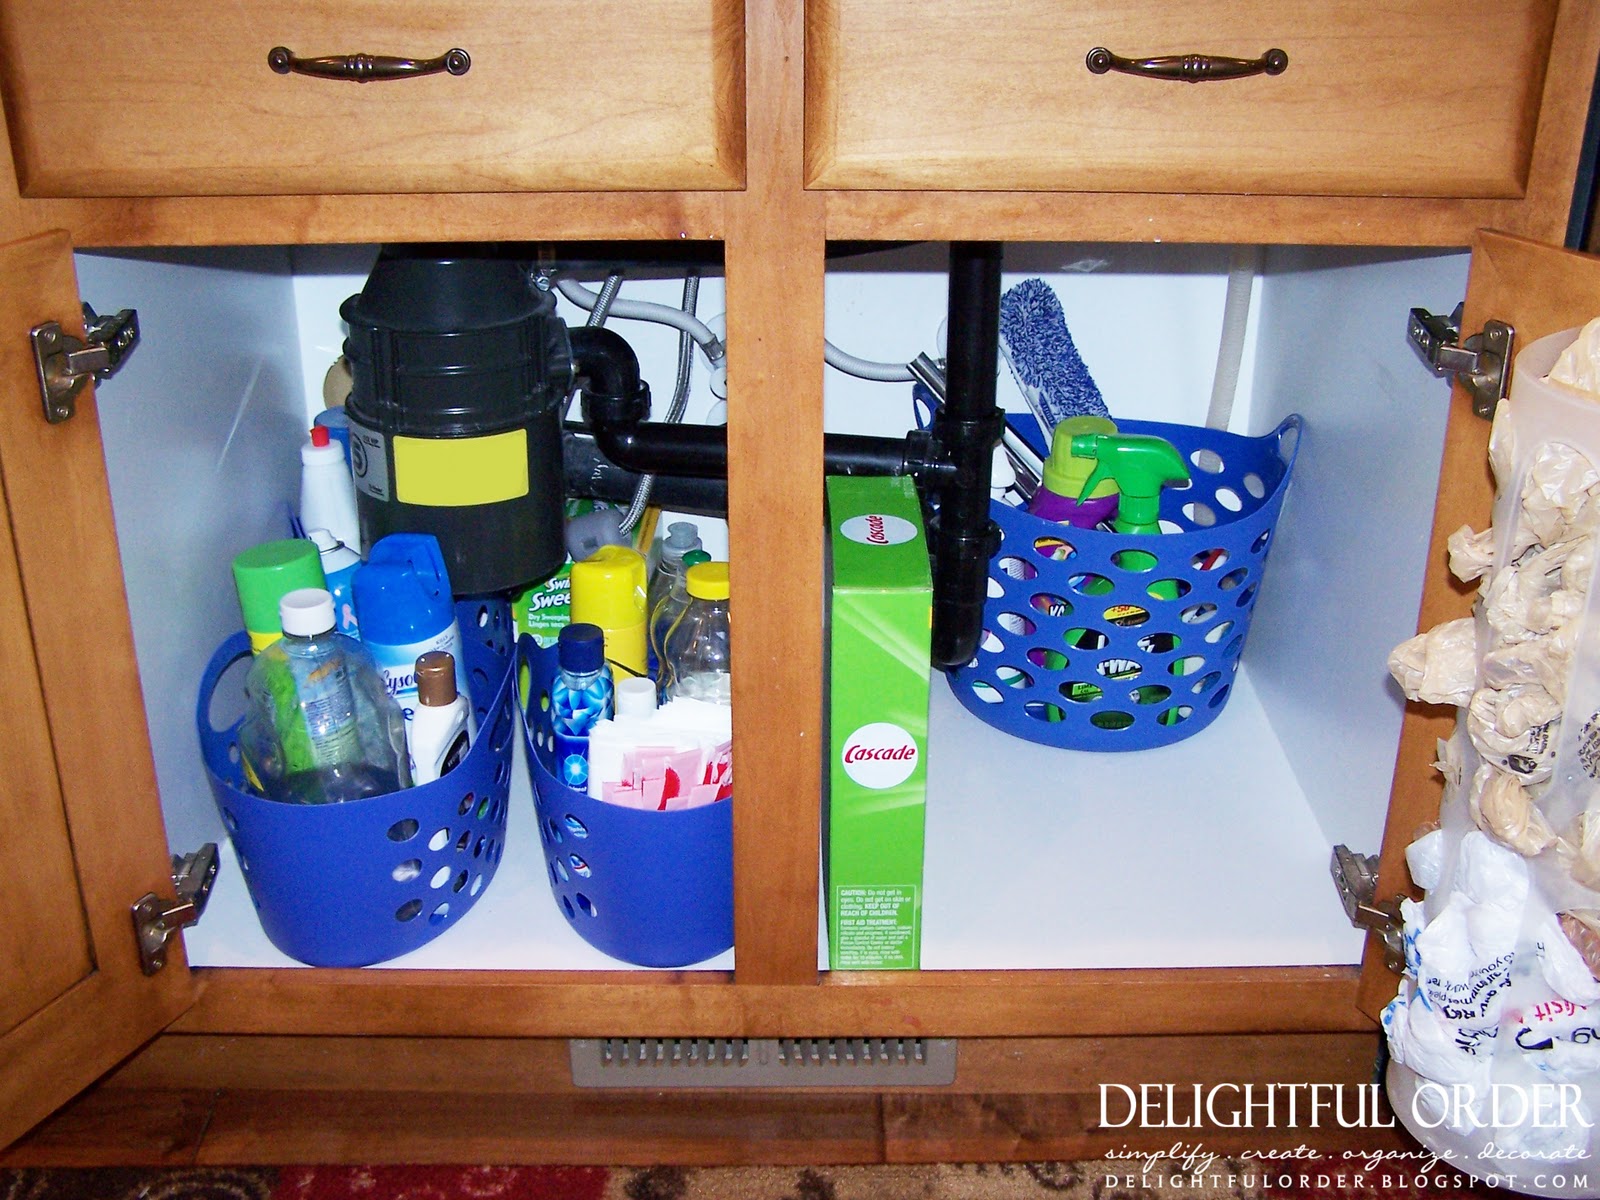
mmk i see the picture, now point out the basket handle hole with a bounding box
[206,653,253,735]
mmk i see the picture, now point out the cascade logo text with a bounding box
[840,722,919,789]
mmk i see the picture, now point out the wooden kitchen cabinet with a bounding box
[4,0,1600,1159]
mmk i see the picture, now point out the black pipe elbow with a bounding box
[570,326,651,428]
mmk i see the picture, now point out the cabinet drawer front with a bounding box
[0,1,743,196]
[807,0,1556,196]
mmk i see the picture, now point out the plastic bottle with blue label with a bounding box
[352,533,475,748]
[553,622,614,789]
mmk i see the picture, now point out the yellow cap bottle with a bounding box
[569,545,648,678]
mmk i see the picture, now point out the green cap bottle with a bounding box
[232,539,327,653]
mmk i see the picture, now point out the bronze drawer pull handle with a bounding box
[268,46,471,83]
[1085,46,1287,83]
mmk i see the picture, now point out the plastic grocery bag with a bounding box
[1384,325,1600,1197]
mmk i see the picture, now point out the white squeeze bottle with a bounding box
[409,650,472,785]
[300,425,361,554]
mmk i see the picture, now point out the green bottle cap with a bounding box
[232,539,327,651]
[1041,416,1119,500]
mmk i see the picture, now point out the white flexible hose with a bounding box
[1206,246,1261,431]
[561,275,920,383]
[824,342,915,382]
[557,277,725,363]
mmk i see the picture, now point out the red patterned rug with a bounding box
[0,1159,1528,1200]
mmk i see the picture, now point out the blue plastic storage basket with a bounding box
[519,635,733,968]
[948,416,1301,751]
[196,600,517,966]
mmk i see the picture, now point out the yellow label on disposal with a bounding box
[393,430,529,507]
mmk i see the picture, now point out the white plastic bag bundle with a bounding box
[1389,617,1477,707]
[1384,325,1600,1191]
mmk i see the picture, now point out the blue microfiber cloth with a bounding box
[998,278,1109,438]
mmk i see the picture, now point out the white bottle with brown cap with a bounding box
[409,649,472,785]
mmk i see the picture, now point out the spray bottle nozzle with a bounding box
[1070,433,1190,535]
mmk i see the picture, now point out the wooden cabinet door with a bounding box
[0,232,194,1149]
[1359,230,1600,1018]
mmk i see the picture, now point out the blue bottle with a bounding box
[353,533,474,755]
[552,623,614,790]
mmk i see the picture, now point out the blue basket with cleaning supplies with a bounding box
[518,635,733,968]
[949,415,1301,752]
[196,600,517,966]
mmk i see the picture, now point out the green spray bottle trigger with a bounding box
[1069,433,1190,535]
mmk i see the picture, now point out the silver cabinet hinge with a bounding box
[131,843,218,975]
[1331,844,1405,974]
[1407,302,1513,420]
[31,303,139,424]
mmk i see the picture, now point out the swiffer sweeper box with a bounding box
[825,475,932,970]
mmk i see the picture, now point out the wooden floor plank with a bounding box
[0,1088,213,1167]
[882,1093,1417,1163]
[195,1090,886,1165]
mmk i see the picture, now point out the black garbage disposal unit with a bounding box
[341,246,570,595]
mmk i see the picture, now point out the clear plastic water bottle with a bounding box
[238,588,411,804]
[552,622,615,789]
[661,561,731,705]
[650,547,711,691]
[646,522,704,672]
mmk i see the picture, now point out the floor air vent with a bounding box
[569,1037,958,1088]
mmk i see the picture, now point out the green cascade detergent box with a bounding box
[825,475,932,970]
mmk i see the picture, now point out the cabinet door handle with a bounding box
[1085,46,1287,83]
[267,46,471,83]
